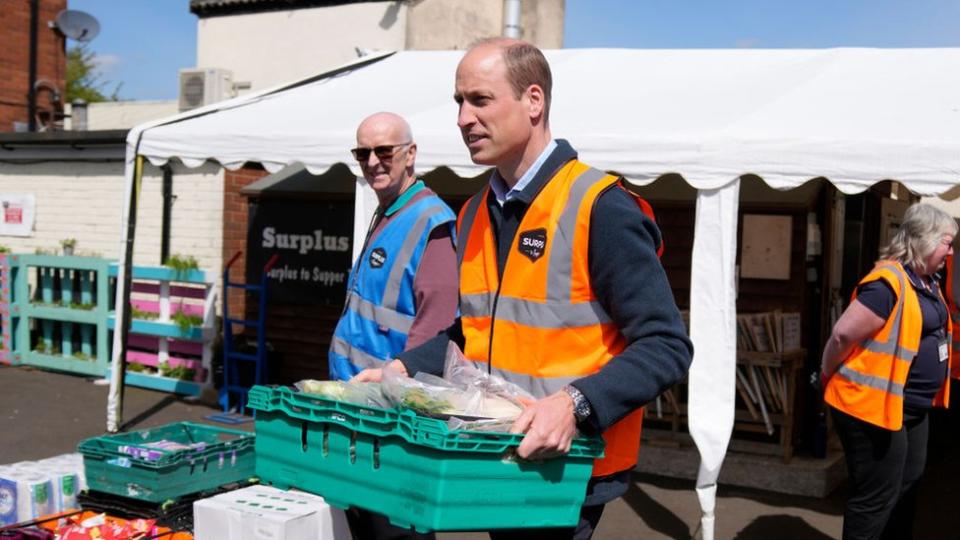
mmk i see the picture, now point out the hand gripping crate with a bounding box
[77,422,255,503]
[246,385,604,533]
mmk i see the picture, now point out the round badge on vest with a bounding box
[369,247,387,268]
[518,228,547,262]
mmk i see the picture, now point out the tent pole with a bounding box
[161,164,173,264]
[106,154,144,433]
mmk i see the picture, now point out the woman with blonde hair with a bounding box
[821,202,957,539]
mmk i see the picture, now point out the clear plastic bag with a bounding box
[379,343,532,421]
[381,367,485,417]
[294,379,392,408]
[441,341,534,418]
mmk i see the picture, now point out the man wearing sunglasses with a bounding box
[357,39,692,539]
[329,111,458,383]
[330,112,457,539]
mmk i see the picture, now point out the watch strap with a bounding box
[563,384,592,423]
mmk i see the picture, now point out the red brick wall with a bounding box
[0,0,67,131]
[223,165,268,320]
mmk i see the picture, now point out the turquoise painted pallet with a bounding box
[11,254,112,375]
[3,254,215,397]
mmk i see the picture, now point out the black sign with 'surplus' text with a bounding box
[246,199,354,305]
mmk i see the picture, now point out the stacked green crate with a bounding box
[248,385,605,532]
[78,422,255,503]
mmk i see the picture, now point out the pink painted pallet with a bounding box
[0,253,10,365]
[126,280,209,382]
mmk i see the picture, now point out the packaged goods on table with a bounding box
[193,484,349,540]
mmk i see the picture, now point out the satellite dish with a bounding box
[53,10,100,42]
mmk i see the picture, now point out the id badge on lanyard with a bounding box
[939,340,949,363]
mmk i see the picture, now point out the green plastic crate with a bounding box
[247,385,604,532]
[78,422,255,503]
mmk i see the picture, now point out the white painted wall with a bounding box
[406,0,564,50]
[196,3,408,94]
[64,100,179,130]
[0,161,224,278]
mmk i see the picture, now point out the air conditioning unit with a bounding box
[178,68,233,111]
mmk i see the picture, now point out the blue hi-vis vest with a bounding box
[328,191,455,380]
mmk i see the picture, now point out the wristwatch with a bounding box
[563,385,592,423]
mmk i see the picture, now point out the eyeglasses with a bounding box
[350,142,412,163]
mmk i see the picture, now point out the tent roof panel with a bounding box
[134,48,960,195]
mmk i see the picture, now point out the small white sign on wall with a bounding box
[0,194,36,237]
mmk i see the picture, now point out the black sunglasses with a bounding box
[350,142,412,163]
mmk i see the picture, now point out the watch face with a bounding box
[575,401,590,421]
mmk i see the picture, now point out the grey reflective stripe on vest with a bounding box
[858,338,917,363]
[545,167,607,303]
[857,264,911,361]
[468,359,578,399]
[382,204,448,311]
[461,292,495,319]
[837,364,905,397]
[462,293,611,327]
[331,336,388,368]
[844,263,913,394]
[457,191,486,268]
[346,292,413,334]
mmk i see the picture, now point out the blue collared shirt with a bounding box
[489,139,557,206]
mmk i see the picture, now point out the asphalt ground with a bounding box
[2,364,957,539]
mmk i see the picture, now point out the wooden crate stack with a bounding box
[645,310,806,462]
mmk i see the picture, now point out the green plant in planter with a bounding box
[0,245,9,254]
[165,254,199,279]
[162,364,196,381]
[129,305,159,320]
[34,341,47,354]
[60,238,77,255]
[126,362,146,373]
[72,351,91,361]
[171,311,203,333]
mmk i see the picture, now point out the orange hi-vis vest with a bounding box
[944,254,960,379]
[457,159,644,477]
[825,261,952,430]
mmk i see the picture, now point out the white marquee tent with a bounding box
[107,48,960,539]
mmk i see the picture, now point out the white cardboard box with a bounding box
[193,484,349,540]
